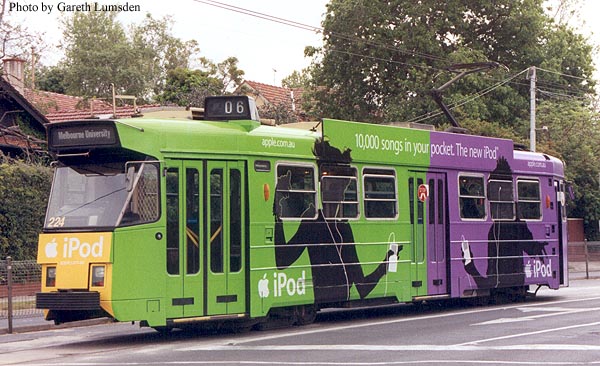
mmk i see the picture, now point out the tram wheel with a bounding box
[294,305,317,326]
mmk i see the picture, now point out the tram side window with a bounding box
[517,179,541,220]
[275,164,317,219]
[321,165,359,219]
[488,179,515,220]
[186,168,200,275]
[210,169,224,273]
[364,169,397,219]
[459,175,486,219]
[230,169,242,273]
[166,168,179,275]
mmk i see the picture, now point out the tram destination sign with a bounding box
[49,123,119,149]
[204,95,257,121]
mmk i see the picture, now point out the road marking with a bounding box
[178,343,600,352]
[473,306,600,325]
[222,295,600,346]
[18,361,600,365]
[456,320,600,346]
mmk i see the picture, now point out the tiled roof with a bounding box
[23,88,160,123]
[239,81,305,115]
[24,89,112,114]
[0,134,42,150]
[0,82,159,154]
[44,106,138,123]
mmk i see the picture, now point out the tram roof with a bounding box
[49,115,563,177]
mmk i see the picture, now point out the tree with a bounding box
[35,64,67,94]
[159,67,222,107]
[305,0,594,128]
[536,99,600,239]
[130,14,199,99]
[0,158,52,260]
[199,56,245,93]
[61,11,141,99]
[282,68,311,89]
[60,11,199,102]
[257,102,299,125]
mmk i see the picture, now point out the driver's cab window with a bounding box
[119,162,160,226]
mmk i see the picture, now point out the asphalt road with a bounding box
[2,279,600,365]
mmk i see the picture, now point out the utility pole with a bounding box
[529,66,536,152]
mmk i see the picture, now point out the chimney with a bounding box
[2,57,26,94]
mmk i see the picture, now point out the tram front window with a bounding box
[44,162,159,230]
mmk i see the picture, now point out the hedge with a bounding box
[0,161,52,260]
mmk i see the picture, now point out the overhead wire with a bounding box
[193,0,451,63]
[193,0,595,118]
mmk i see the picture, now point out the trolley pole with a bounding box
[6,256,13,334]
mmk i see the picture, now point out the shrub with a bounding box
[0,160,52,260]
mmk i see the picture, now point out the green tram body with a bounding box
[36,96,568,329]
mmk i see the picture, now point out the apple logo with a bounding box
[45,239,58,258]
[258,273,269,298]
[524,262,532,278]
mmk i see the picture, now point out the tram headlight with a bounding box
[46,266,56,287]
[91,265,105,287]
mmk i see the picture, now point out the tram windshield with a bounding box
[44,161,160,230]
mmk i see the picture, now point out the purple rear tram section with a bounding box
[427,131,563,297]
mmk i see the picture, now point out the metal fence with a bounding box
[0,257,43,332]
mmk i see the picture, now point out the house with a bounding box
[0,58,157,155]
[0,58,48,156]
[236,80,308,123]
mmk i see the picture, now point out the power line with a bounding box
[194,0,594,88]
[536,66,592,82]
[192,0,321,33]
[193,0,452,63]
[537,88,592,101]
[194,0,594,114]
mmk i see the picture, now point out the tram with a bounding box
[36,95,568,330]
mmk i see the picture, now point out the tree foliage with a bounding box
[536,99,600,239]
[159,57,245,106]
[305,0,594,127]
[257,102,299,125]
[282,68,312,89]
[199,56,245,93]
[35,64,67,94]
[0,158,52,260]
[159,67,222,107]
[130,14,200,99]
[58,11,199,102]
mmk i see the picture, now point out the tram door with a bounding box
[427,173,448,295]
[408,172,427,297]
[164,160,246,319]
[206,161,246,315]
[165,161,204,318]
[555,179,568,285]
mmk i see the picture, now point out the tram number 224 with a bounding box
[47,216,66,228]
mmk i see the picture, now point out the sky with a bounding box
[4,0,600,86]
[5,0,329,86]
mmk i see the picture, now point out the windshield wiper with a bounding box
[61,187,126,216]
